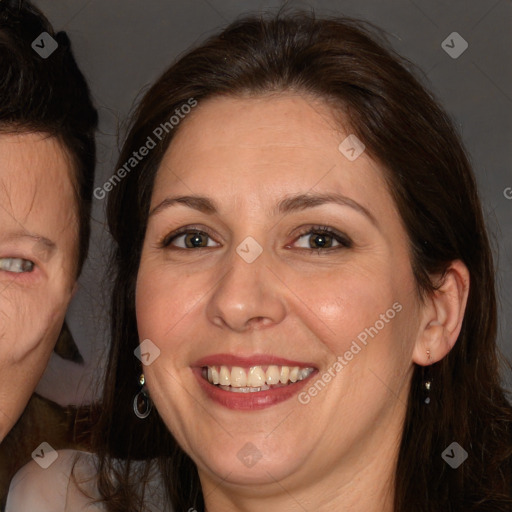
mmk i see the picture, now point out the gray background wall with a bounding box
[32,0,512,404]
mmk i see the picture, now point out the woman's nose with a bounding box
[205,240,287,332]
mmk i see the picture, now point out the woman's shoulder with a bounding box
[5,449,103,512]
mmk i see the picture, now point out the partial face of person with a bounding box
[0,133,78,441]
[136,94,425,493]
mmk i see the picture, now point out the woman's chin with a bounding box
[195,442,308,486]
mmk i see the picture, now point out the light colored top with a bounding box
[5,450,171,512]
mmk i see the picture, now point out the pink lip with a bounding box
[191,353,318,411]
[192,353,316,369]
[193,369,316,410]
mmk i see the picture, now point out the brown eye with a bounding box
[163,229,218,249]
[292,227,352,251]
[308,232,335,249]
[183,232,209,248]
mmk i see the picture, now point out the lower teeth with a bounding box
[218,383,290,393]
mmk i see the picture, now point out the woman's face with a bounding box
[0,132,78,441]
[136,94,425,493]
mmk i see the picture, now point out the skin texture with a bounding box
[136,93,470,511]
[0,132,78,442]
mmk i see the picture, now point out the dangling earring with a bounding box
[423,349,432,405]
[133,373,152,419]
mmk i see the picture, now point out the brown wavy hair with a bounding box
[94,11,512,511]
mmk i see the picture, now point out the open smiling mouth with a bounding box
[201,365,316,393]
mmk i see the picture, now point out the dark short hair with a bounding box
[0,0,98,276]
[97,11,512,512]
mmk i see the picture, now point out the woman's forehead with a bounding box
[152,94,391,217]
[167,93,346,154]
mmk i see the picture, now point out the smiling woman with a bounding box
[99,11,512,512]
[7,9,512,512]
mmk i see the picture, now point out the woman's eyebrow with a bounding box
[149,195,216,217]
[277,192,378,227]
[1,230,56,249]
[149,192,378,227]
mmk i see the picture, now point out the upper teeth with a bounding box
[205,365,314,387]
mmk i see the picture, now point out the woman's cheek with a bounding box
[136,262,201,337]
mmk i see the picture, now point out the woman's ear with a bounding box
[412,259,470,366]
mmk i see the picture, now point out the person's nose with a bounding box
[205,240,287,333]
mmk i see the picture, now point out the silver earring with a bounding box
[423,350,432,405]
[423,378,432,404]
[133,373,152,419]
